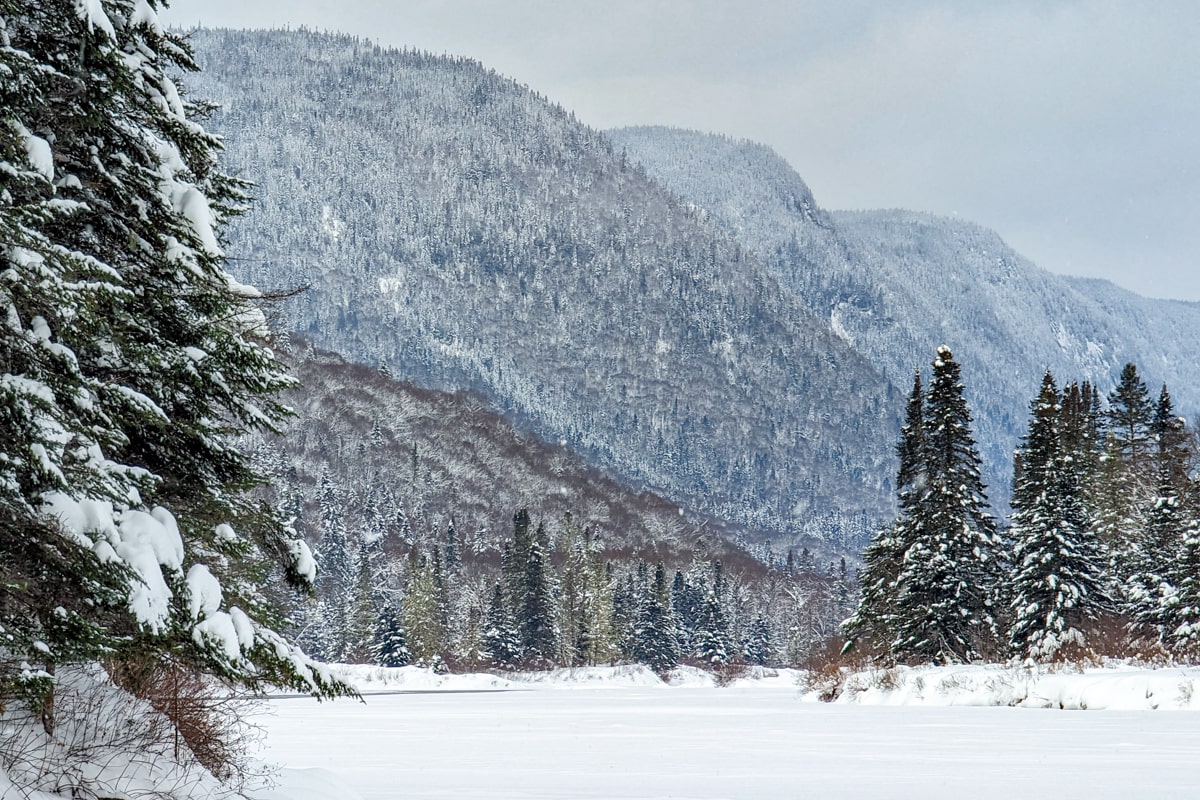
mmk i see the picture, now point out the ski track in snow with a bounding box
[257,667,1200,800]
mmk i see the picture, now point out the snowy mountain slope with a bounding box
[246,341,783,570]
[608,126,1200,505]
[183,29,902,538]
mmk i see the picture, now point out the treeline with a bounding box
[846,347,1200,664]
[295,497,854,673]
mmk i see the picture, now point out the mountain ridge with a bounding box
[608,126,1200,506]
[184,28,902,545]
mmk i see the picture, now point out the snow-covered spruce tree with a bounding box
[1150,386,1193,496]
[558,517,617,666]
[1007,373,1109,661]
[401,547,446,665]
[843,370,926,658]
[1128,388,1195,643]
[670,568,703,656]
[499,513,554,662]
[1163,509,1200,659]
[634,563,679,673]
[692,591,732,668]
[1059,382,1103,509]
[517,521,558,665]
[482,582,522,668]
[1095,363,1154,580]
[742,616,773,667]
[372,601,411,668]
[0,0,352,734]
[344,539,382,663]
[892,346,1002,663]
[580,535,619,665]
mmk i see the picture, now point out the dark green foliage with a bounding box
[1096,364,1155,571]
[844,371,925,656]
[693,591,733,667]
[743,616,774,667]
[1008,373,1110,661]
[1163,513,1200,658]
[612,572,640,661]
[0,0,353,716]
[483,583,522,668]
[1150,386,1193,497]
[634,564,678,673]
[519,523,558,663]
[373,603,411,668]
[500,511,557,663]
[401,547,447,665]
[892,347,1001,663]
[1107,364,1155,469]
[670,569,703,656]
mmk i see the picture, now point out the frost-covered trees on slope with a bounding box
[183,29,900,541]
[0,0,349,745]
[609,127,1200,514]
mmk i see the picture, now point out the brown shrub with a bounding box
[107,658,264,788]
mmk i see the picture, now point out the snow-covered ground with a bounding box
[254,664,1200,800]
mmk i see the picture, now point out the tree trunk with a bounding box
[40,661,55,736]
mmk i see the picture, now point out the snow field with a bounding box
[256,665,1200,800]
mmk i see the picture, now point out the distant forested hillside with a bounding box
[185,29,901,542]
[609,126,1200,507]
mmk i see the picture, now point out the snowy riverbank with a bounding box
[326,660,1200,710]
[255,663,1200,800]
[821,662,1200,710]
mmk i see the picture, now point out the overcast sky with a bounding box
[163,1,1200,302]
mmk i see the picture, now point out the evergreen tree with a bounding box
[557,513,587,666]
[314,473,355,658]
[578,535,619,664]
[344,539,382,662]
[892,346,1001,663]
[634,563,679,673]
[482,582,522,668]
[503,509,532,611]
[430,545,451,637]
[373,602,411,668]
[743,616,774,666]
[0,0,352,727]
[611,570,640,660]
[1008,373,1109,661]
[519,522,558,663]
[1127,392,1194,643]
[1059,381,1103,522]
[670,569,704,657]
[1150,385,1193,497]
[829,557,853,628]
[1129,466,1187,643]
[402,547,446,665]
[1162,507,1200,658]
[1095,363,1154,572]
[1106,364,1155,470]
[693,591,732,667]
[844,370,925,656]
[444,516,462,573]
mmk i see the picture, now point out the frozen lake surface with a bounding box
[257,679,1200,799]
